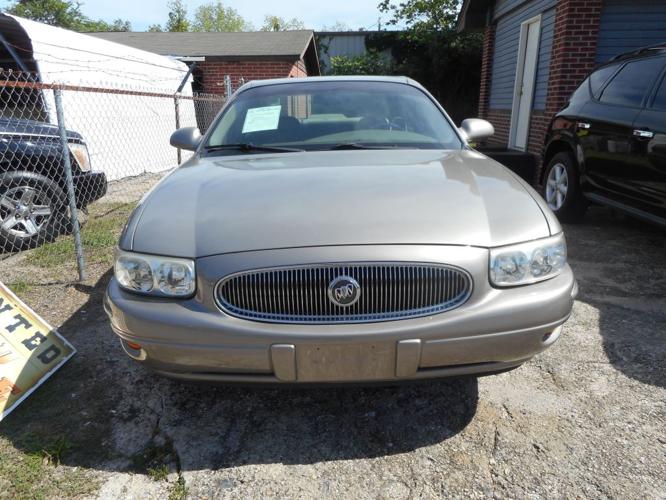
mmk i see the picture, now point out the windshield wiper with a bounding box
[205,143,304,153]
[328,143,411,150]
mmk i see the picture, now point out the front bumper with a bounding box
[104,245,577,384]
[73,171,107,207]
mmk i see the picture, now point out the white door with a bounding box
[511,17,541,151]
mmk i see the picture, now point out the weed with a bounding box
[169,474,188,500]
[40,436,72,466]
[148,464,170,482]
[6,279,32,294]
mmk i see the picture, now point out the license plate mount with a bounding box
[296,342,395,382]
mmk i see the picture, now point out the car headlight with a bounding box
[68,142,91,172]
[489,233,567,287]
[114,250,195,297]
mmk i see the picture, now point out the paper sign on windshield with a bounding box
[0,282,75,421]
[242,105,281,133]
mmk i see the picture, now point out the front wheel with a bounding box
[542,152,587,223]
[0,172,67,251]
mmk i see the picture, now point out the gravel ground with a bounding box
[1,206,665,499]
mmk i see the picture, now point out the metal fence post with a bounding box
[54,88,86,281]
[174,93,181,164]
[224,75,233,98]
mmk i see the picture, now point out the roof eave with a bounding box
[457,0,494,32]
[300,32,321,76]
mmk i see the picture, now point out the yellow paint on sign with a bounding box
[0,282,75,421]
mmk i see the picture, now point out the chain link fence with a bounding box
[0,70,227,283]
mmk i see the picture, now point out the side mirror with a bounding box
[459,118,494,142]
[170,127,202,151]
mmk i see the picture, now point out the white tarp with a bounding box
[7,15,198,180]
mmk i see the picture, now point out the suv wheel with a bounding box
[542,152,587,223]
[0,172,66,251]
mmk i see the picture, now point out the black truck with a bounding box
[0,117,107,250]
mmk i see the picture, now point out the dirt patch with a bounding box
[0,206,664,499]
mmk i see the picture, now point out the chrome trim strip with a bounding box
[214,262,473,324]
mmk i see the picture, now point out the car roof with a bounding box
[237,75,422,93]
[606,43,666,65]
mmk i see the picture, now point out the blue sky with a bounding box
[2,0,388,31]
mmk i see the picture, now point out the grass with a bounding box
[13,433,72,466]
[38,436,71,466]
[148,464,170,482]
[0,434,97,499]
[25,202,134,269]
[168,475,188,500]
[6,279,32,294]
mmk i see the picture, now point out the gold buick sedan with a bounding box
[104,77,576,384]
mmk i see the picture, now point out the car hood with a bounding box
[125,149,556,257]
[0,117,82,141]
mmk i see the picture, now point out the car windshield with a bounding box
[205,80,462,154]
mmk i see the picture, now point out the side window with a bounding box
[599,58,665,108]
[589,65,619,99]
[651,75,666,111]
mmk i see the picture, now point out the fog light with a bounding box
[541,326,563,346]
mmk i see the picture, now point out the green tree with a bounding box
[85,17,132,31]
[147,23,163,32]
[6,0,131,32]
[328,52,392,75]
[108,18,131,31]
[378,0,462,36]
[260,15,305,31]
[6,0,84,29]
[367,0,482,122]
[192,1,252,32]
[320,21,350,32]
[165,0,190,32]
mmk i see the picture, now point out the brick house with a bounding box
[91,31,320,94]
[458,0,666,175]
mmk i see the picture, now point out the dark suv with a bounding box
[0,117,107,250]
[542,45,666,225]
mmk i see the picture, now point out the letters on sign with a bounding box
[0,282,75,421]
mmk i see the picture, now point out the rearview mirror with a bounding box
[459,118,494,142]
[170,127,202,151]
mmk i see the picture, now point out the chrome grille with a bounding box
[215,263,472,324]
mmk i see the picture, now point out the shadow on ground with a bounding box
[1,267,479,473]
[565,207,666,389]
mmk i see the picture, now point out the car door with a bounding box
[631,63,666,220]
[577,58,665,201]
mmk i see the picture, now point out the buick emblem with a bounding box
[328,276,361,307]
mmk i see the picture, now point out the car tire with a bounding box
[0,171,67,251]
[542,151,587,223]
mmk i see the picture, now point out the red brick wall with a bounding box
[545,0,603,116]
[289,59,307,78]
[486,109,510,146]
[478,24,496,119]
[484,108,548,183]
[526,111,551,182]
[197,59,307,94]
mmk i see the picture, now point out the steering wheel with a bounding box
[356,116,391,130]
[388,116,408,132]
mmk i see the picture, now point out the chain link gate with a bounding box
[0,70,228,284]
